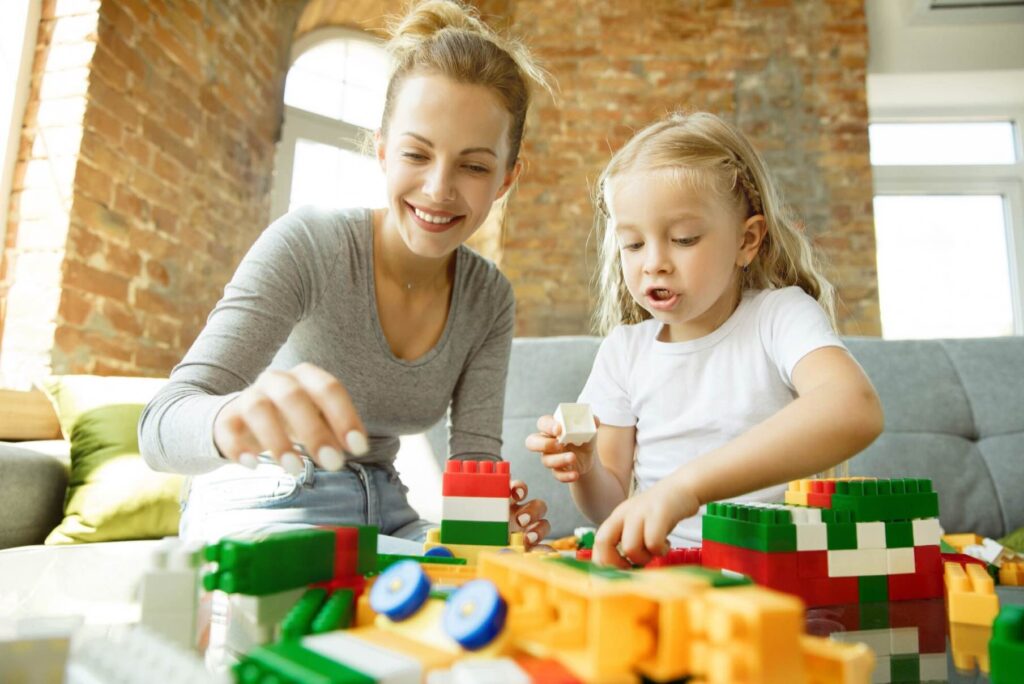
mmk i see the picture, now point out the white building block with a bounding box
[911,518,942,547]
[887,547,916,575]
[827,549,888,577]
[856,522,886,550]
[796,520,828,551]
[303,632,422,684]
[442,496,509,523]
[832,628,891,657]
[889,627,919,655]
[871,654,892,684]
[553,403,597,446]
[450,659,531,684]
[918,652,947,681]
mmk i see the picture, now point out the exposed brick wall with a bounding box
[506,0,879,336]
[1,0,304,385]
[0,0,878,385]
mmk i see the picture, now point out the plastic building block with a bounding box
[424,527,525,564]
[857,575,888,603]
[313,589,355,634]
[990,604,1024,684]
[945,562,999,626]
[703,502,797,552]
[370,559,432,621]
[442,460,511,498]
[799,635,875,684]
[236,637,382,683]
[884,520,914,548]
[886,547,915,575]
[281,588,329,640]
[807,479,836,508]
[73,625,219,684]
[553,403,597,446]
[442,495,509,523]
[784,479,811,506]
[512,655,583,683]
[440,520,509,546]
[431,658,531,683]
[443,579,508,650]
[826,548,888,577]
[911,518,942,547]
[139,537,203,649]
[829,479,939,522]
[855,521,886,549]
[999,560,1024,586]
[822,509,858,551]
[203,528,336,595]
[644,546,703,568]
[949,622,991,674]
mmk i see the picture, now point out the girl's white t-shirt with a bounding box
[578,286,845,546]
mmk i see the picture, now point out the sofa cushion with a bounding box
[0,442,69,549]
[38,375,183,545]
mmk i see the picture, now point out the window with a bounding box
[870,120,1024,339]
[271,29,391,220]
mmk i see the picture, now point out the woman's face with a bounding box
[377,73,521,259]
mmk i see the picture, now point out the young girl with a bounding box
[140,0,552,550]
[527,112,884,568]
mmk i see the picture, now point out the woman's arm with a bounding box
[668,346,884,505]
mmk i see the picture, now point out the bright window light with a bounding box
[873,195,1013,339]
[869,122,1016,166]
[284,38,390,129]
[289,139,386,212]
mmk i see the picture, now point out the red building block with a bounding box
[645,547,702,568]
[806,480,836,509]
[331,527,359,578]
[890,599,948,653]
[806,576,860,605]
[441,460,511,498]
[888,568,944,601]
[798,550,829,579]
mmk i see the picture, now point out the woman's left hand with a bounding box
[510,480,550,549]
[592,478,700,568]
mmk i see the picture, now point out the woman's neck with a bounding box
[374,208,453,292]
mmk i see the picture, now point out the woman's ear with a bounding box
[495,158,524,201]
[375,130,386,172]
[738,214,767,268]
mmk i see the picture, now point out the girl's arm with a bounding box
[569,423,636,524]
[670,346,884,505]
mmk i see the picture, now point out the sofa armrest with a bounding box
[0,388,61,440]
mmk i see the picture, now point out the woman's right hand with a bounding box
[213,362,368,474]
[524,414,600,483]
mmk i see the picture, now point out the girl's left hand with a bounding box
[510,479,550,549]
[592,478,700,568]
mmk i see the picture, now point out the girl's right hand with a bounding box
[213,362,369,474]
[524,414,601,483]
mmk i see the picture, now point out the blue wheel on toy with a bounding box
[425,546,455,558]
[443,579,507,650]
[370,559,430,621]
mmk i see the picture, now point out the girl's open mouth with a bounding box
[645,287,678,310]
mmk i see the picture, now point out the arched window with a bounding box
[271,28,391,219]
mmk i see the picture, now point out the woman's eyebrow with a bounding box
[401,131,497,157]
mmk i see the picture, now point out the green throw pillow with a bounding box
[38,375,183,544]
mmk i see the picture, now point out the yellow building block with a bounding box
[786,480,812,506]
[424,528,525,564]
[800,635,875,684]
[347,627,460,671]
[697,586,806,684]
[943,533,985,552]
[949,622,991,674]
[999,560,1024,586]
[945,562,1000,626]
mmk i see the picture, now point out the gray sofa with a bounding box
[3,335,1023,551]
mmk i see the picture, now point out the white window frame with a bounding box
[870,105,1024,336]
[270,27,387,221]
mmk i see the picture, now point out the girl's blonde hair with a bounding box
[593,111,836,334]
[382,0,551,168]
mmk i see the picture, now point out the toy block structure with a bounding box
[999,560,1024,586]
[553,402,597,446]
[439,460,511,546]
[702,478,944,607]
[944,561,999,626]
[814,600,948,683]
[989,604,1024,684]
[139,537,204,649]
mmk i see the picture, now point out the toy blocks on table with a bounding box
[552,402,597,446]
[989,604,1024,684]
[440,460,511,546]
[425,527,525,564]
[441,460,511,498]
[702,479,945,607]
[944,561,999,626]
[999,560,1024,586]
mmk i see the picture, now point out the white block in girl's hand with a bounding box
[554,403,597,446]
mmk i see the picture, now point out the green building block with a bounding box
[890,653,920,683]
[579,530,595,550]
[990,604,1024,684]
[203,529,335,595]
[355,526,377,576]
[440,519,509,546]
[375,553,467,574]
[281,588,328,640]
[702,503,797,552]
[858,575,888,603]
[884,520,914,548]
[829,479,939,522]
[311,590,354,633]
[547,556,633,580]
[822,509,857,550]
[234,639,375,684]
[858,601,890,630]
[670,565,753,588]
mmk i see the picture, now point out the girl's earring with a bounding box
[742,263,750,274]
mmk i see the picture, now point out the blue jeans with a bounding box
[179,455,434,555]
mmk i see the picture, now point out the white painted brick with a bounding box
[912,518,941,547]
[856,522,886,549]
[887,548,916,575]
[889,627,918,655]
[827,549,888,577]
[442,496,509,523]
[918,653,947,681]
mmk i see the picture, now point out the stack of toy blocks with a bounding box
[944,560,1000,674]
[425,460,524,562]
[814,600,948,683]
[203,525,377,645]
[702,478,943,606]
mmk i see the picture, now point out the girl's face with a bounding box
[377,73,521,259]
[607,169,763,342]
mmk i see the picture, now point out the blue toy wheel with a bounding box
[425,546,455,558]
[369,559,431,621]
[443,579,507,650]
